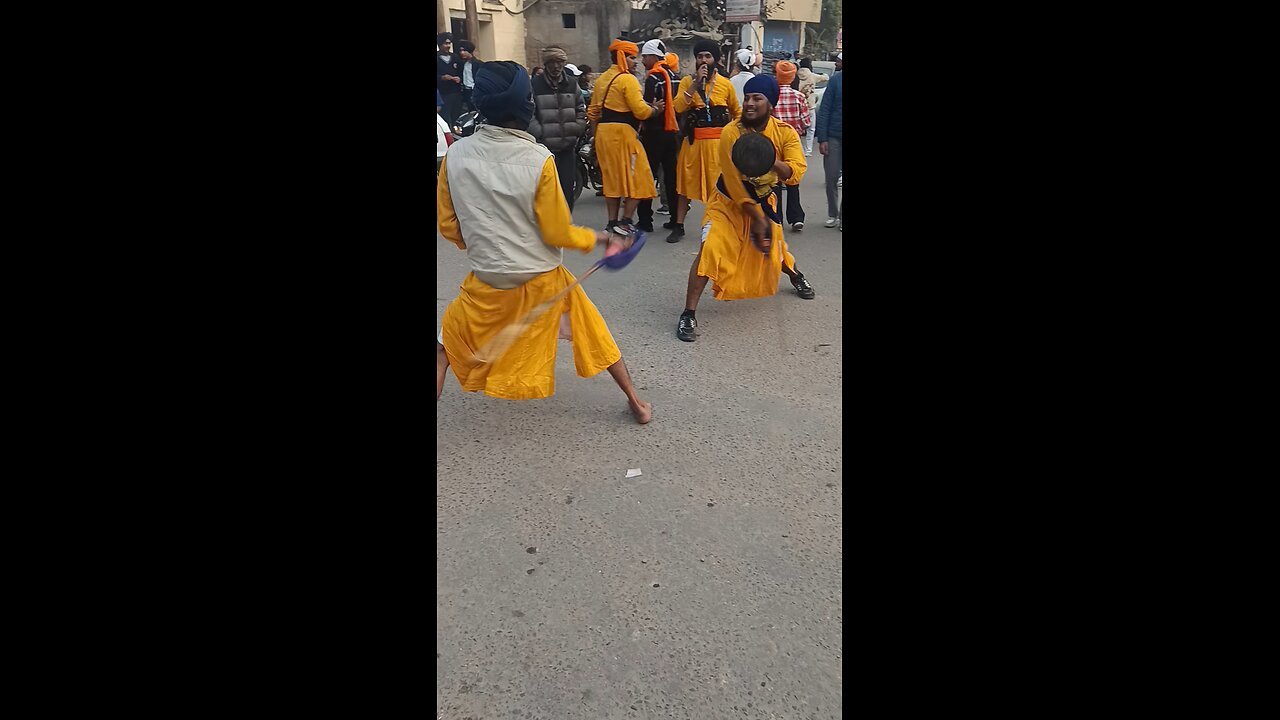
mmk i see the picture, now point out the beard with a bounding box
[742,109,770,130]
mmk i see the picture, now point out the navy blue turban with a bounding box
[743,74,779,107]
[473,61,535,130]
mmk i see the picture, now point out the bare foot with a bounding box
[630,400,653,424]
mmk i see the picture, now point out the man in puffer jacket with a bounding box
[529,46,588,210]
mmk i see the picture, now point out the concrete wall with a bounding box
[522,0,632,71]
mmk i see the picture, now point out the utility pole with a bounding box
[465,0,480,45]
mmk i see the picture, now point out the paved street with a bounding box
[437,153,843,720]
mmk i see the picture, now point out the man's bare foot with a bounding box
[630,400,653,424]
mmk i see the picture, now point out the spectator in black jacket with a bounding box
[436,33,464,125]
[529,46,588,210]
[457,40,479,112]
[636,39,679,233]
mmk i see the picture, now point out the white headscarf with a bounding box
[641,39,666,57]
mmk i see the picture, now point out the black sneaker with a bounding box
[665,225,685,243]
[677,314,697,342]
[662,220,677,229]
[791,273,815,300]
[637,221,654,233]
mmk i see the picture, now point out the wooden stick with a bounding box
[472,262,604,365]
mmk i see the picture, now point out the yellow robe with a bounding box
[587,68,657,200]
[438,155,621,400]
[673,74,741,203]
[697,115,807,301]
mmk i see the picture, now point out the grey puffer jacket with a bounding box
[528,73,587,153]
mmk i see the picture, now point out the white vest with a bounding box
[444,125,563,287]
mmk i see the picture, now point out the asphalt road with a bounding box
[437,149,843,720]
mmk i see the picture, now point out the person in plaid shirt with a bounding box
[769,62,810,231]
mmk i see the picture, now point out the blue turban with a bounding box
[743,74,779,107]
[472,61,535,130]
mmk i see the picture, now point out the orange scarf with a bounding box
[647,63,677,132]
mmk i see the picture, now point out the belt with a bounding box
[693,127,723,140]
[715,175,782,225]
[600,109,639,128]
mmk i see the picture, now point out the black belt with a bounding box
[716,175,782,225]
[693,105,732,128]
[600,109,639,128]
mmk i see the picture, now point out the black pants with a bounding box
[553,148,578,212]
[637,131,679,228]
[772,183,805,226]
[440,92,464,127]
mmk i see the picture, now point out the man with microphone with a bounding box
[666,39,741,243]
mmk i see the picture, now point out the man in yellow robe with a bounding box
[438,61,652,423]
[587,39,664,235]
[676,74,816,343]
[666,38,741,244]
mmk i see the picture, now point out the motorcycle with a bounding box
[575,133,602,203]
[451,110,480,141]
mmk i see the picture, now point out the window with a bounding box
[562,14,576,28]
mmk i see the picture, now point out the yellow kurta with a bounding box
[438,155,621,400]
[673,75,741,203]
[697,115,807,301]
[588,68,657,200]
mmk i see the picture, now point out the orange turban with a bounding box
[608,39,639,74]
[775,61,797,86]
[664,52,679,73]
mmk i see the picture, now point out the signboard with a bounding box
[725,0,762,23]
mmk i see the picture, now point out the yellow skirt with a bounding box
[595,124,656,200]
[440,267,621,400]
[676,136,722,203]
[697,191,797,301]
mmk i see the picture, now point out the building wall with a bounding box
[441,0,526,64]
[768,0,821,23]
[522,0,631,71]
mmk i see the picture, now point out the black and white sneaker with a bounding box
[677,314,697,342]
[791,273,815,300]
